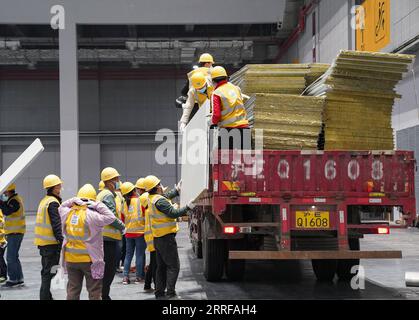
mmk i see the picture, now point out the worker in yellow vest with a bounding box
[0,209,7,284]
[179,71,214,132]
[115,184,126,273]
[0,183,25,288]
[34,174,64,300]
[136,177,155,292]
[96,167,124,300]
[120,182,146,285]
[175,53,214,109]
[144,175,195,300]
[59,184,125,300]
[210,66,250,149]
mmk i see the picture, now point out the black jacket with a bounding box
[0,193,20,216]
[46,192,64,244]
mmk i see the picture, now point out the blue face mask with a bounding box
[1,194,8,202]
[114,181,121,190]
[197,86,207,94]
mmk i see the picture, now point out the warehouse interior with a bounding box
[0,0,419,213]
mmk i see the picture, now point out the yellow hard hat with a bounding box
[143,175,161,192]
[120,182,135,196]
[135,178,146,190]
[211,66,227,79]
[77,184,97,201]
[5,183,16,192]
[98,180,105,191]
[43,174,63,189]
[190,72,207,90]
[101,167,120,182]
[199,53,214,64]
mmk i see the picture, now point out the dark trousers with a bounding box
[6,233,24,282]
[102,240,117,300]
[0,245,7,278]
[144,250,157,289]
[119,235,126,267]
[66,262,102,300]
[215,128,251,150]
[154,233,180,298]
[39,244,61,300]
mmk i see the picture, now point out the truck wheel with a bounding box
[312,259,337,282]
[225,240,246,281]
[337,238,360,281]
[192,240,203,259]
[203,236,226,281]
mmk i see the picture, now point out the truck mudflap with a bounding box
[229,250,402,260]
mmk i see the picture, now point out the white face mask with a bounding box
[197,85,207,94]
[1,194,8,202]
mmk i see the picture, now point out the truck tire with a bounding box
[203,236,226,281]
[336,238,360,281]
[312,259,337,282]
[225,240,246,281]
[192,240,203,259]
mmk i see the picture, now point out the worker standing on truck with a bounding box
[97,167,124,300]
[210,66,250,149]
[143,175,195,300]
[0,183,25,288]
[136,177,155,293]
[175,53,214,109]
[179,71,214,132]
[34,174,64,300]
[0,209,7,284]
[60,184,125,300]
[120,182,146,285]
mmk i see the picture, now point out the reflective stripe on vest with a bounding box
[213,82,249,128]
[0,211,5,244]
[124,198,145,234]
[141,192,155,252]
[148,194,179,238]
[4,195,26,235]
[98,189,122,241]
[34,196,60,246]
[64,205,91,263]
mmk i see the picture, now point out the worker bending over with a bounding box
[0,183,25,288]
[120,182,146,284]
[179,71,214,132]
[144,175,195,300]
[97,167,125,300]
[136,177,155,292]
[60,184,125,300]
[34,174,64,300]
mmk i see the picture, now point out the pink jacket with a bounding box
[59,198,117,279]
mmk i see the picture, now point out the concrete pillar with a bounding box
[59,22,79,199]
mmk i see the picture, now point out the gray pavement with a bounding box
[1,216,418,300]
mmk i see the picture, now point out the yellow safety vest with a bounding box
[34,196,60,246]
[211,82,249,128]
[140,192,154,252]
[0,210,5,245]
[124,197,145,234]
[148,194,179,238]
[64,205,91,263]
[4,194,26,235]
[97,189,122,241]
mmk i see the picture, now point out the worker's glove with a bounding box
[121,228,127,235]
[175,95,187,108]
[144,264,150,273]
[175,179,182,193]
[179,122,187,133]
[187,199,196,210]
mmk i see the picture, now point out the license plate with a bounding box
[295,211,330,229]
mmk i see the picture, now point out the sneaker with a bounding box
[0,277,6,284]
[122,277,130,285]
[167,294,182,300]
[143,287,154,293]
[135,277,145,284]
[2,281,24,288]
[116,266,124,274]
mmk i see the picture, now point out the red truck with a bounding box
[189,149,416,282]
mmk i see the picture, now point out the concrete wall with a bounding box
[0,78,183,213]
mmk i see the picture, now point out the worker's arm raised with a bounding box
[180,87,196,127]
[155,197,189,219]
[163,187,179,200]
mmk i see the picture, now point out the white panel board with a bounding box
[0,139,44,194]
[180,101,211,207]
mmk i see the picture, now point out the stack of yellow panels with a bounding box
[304,50,415,150]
